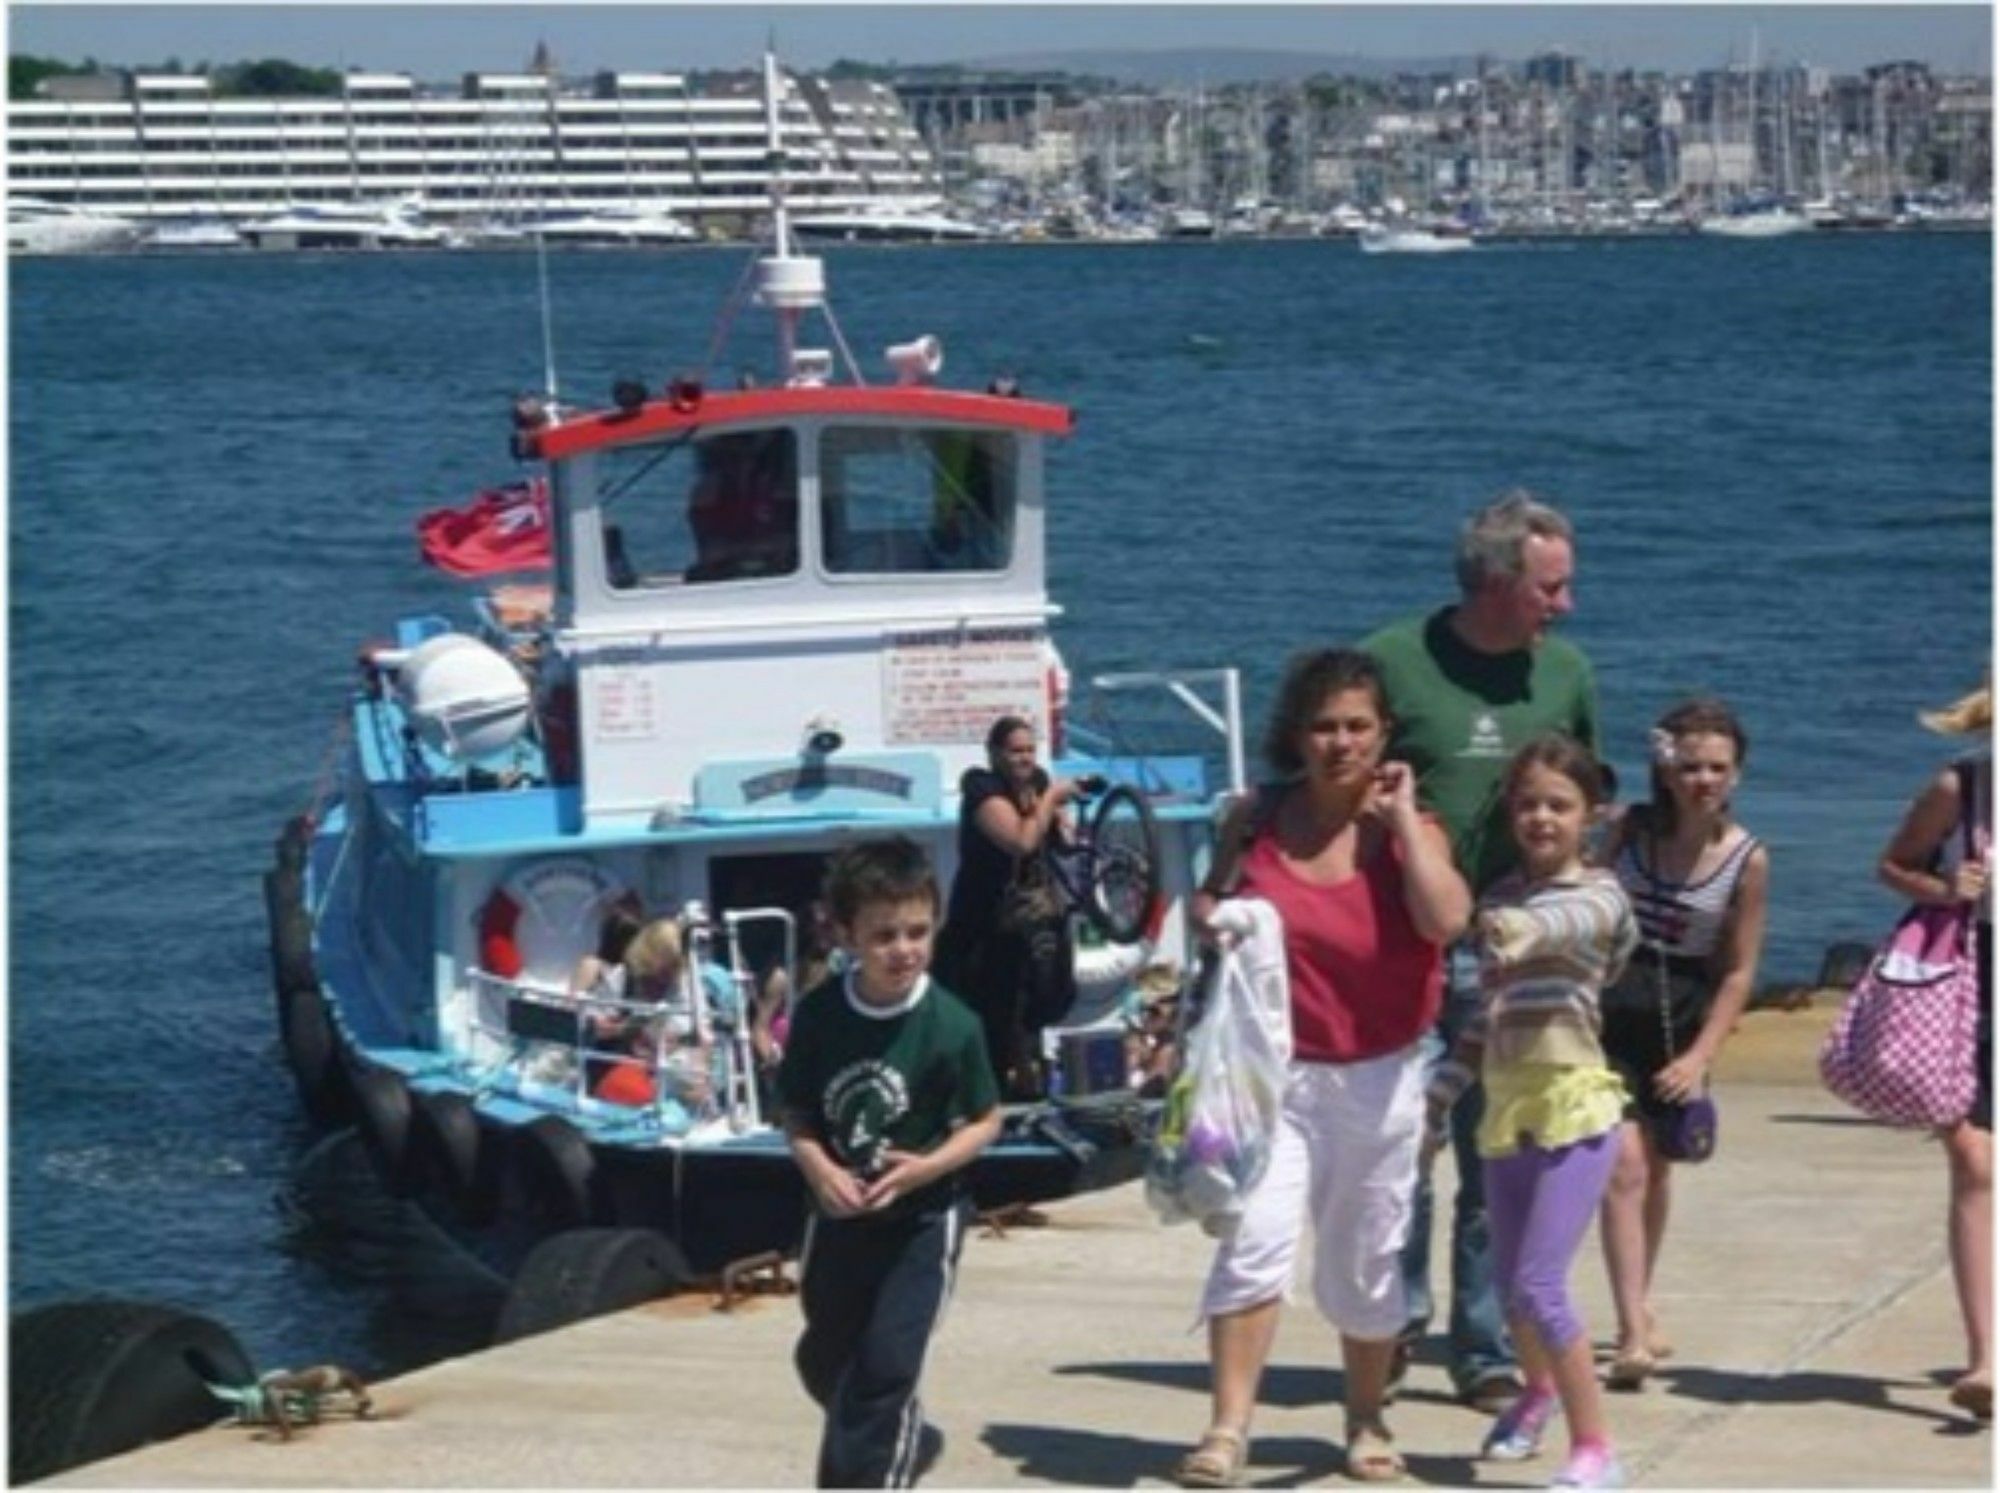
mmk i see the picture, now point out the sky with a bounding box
[6,3,1993,80]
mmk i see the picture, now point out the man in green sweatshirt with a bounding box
[1363,488,1600,1414]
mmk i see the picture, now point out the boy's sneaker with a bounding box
[1480,1390,1556,1462]
[911,1423,946,1483]
[1550,1445,1625,1488]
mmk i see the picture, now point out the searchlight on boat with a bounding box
[787,348,833,387]
[802,715,845,758]
[885,335,943,386]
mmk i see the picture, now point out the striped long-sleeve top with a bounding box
[1427,866,1638,1112]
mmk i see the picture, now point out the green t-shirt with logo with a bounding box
[776,971,1000,1216]
[1363,607,1599,894]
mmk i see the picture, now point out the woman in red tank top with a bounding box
[1173,650,1469,1488]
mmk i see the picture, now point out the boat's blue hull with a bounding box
[268,810,1159,1279]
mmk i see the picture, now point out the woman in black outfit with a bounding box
[935,715,1086,1100]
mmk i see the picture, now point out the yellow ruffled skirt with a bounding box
[1478,1062,1630,1158]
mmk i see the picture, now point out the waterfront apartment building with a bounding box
[7,64,941,225]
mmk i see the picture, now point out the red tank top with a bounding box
[1237,823,1444,1064]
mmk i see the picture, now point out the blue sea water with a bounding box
[9,234,1992,1375]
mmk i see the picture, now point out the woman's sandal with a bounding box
[1605,1346,1657,1391]
[1174,1426,1249,1488]
[1646,1314,1675,1360]
[1345,1423,1407,1483]
[1948,1376,1993,1422]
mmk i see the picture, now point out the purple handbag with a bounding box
[1651,1086,1718,1163]
[1818,764,1982,1129]
[1643,942,1718,1163]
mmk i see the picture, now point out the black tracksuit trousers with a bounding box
[794,1199,967,1488]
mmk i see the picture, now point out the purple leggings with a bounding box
[1483,1129,1619,1355]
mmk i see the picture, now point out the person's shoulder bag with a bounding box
[1818,761,1983,1128]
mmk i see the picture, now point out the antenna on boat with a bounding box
[694,49,864,388]
[534,229,560,408]
[748,48,865,386]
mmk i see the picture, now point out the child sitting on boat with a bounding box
[567,900,645,1003]
[581,915,739,1119]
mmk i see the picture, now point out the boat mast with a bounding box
[760,49,806,376]
[1748,29,1761,198]
[748,47,858,386]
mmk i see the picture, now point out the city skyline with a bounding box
[7,3,1994,81]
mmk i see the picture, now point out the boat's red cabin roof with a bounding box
[528,385,1076,461]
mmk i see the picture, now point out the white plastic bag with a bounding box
[1145,936,1289,1236]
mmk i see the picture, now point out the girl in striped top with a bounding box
[1595,698,1769,1390]
[1425,735,1637,1489]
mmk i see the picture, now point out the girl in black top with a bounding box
[934,715,1087,1100]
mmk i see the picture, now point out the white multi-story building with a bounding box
[7,65,941,225]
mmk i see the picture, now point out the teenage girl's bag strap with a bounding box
[1644,821,1686,1069]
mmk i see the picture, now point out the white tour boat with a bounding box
[266,52,1239,1316]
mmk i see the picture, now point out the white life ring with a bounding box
[479,858,627,984]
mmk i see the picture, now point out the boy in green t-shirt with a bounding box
[777,836,1003,1488]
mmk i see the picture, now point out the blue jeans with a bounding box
[1399,944,1516,1394]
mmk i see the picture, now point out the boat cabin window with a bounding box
[820,428,1016,575]
[597,430,799,588]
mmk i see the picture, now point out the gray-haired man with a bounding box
[1363,489,1600,1413]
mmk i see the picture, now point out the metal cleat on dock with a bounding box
[977,1202,1051,1238]
[716,1250,796,1311]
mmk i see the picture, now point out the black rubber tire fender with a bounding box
[277,982,352,1129]
[492,1227,692,1346]
[9,1298,255,1484]
[510,1114,601,1233]
[273,814,312,876]
[408,1089,499,1225]
[263,870,318,1000]
[347,1060,416,1196]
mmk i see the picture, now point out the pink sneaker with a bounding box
[1550,1444,1625,1488]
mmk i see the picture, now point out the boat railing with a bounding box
[463,967,755,1133]
[1067,666,1246,800]
[711,904,799,1134]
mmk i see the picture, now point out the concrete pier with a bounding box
[45,1003,1995,1487]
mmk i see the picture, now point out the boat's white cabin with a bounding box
[527,387,1076,829]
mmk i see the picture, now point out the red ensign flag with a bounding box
[416,478,553,576]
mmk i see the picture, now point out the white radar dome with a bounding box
[397,633,532,762]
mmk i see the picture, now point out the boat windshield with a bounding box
[821,427,1016,575]
[598,429,800,587]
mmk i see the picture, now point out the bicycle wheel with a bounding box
[1083,784,1162,944]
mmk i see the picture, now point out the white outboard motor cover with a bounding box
[397,633,531,761]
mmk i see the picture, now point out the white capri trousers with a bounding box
[1200,1044,1426,1340]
